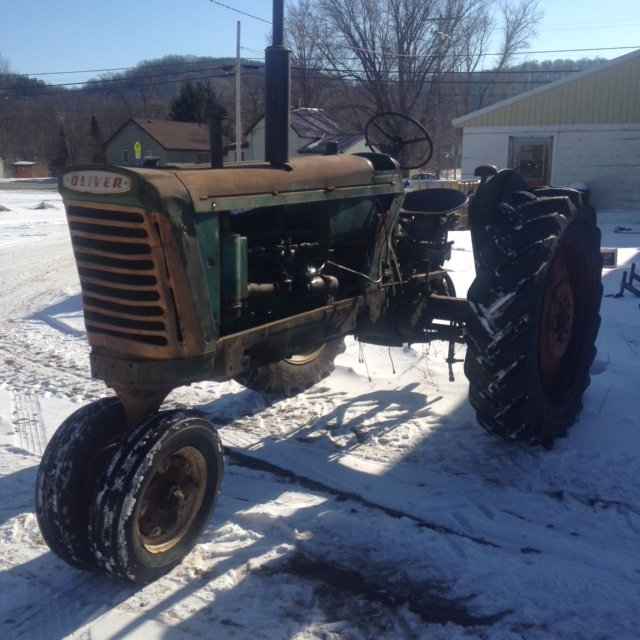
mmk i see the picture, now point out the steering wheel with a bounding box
[364,112,434,170]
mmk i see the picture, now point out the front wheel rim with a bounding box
[137,446,208,554]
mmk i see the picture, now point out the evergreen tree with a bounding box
[49,123,71,176]
[169,81,214,123]
[169,80,231,145]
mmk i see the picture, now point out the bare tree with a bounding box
[285,0,542,120]
[465,0,544,108]
[0,54,10,75]
[286,0,335,108]
[239,70,266,131]
[494,0,543,70]
[297,0,492,118]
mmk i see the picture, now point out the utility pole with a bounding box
[435,78,441,179]
[235,21,242,162]
[433,30,450,180]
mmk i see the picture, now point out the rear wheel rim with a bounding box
[538,232,592,405]
[284,343,326,366]
[540,253,574,368]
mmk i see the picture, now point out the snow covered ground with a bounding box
[0,186,638,640]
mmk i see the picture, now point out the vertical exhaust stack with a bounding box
[265,0,291,167]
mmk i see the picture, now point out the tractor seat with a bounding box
[401,188,469,216]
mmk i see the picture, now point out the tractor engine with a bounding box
[221,193,382,332]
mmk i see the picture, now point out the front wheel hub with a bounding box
[137,446,207,553]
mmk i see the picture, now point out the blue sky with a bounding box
[1,0,638,84]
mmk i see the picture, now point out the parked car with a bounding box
[403,172,437,188]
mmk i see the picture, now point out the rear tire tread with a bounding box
[465,192,602,445]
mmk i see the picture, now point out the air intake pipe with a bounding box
[264,0,291,167]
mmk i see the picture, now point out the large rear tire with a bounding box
[235,337,345,397]
[464,189,602,446]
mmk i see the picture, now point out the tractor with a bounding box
[35,1,603,583]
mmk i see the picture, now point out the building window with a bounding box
[122,150,130,163]
[509,136,552,187]
[196,152,211,164]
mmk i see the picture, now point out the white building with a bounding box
[453,50,640,209]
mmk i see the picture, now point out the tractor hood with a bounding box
[59,154,403,218]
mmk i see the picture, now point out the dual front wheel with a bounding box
[35,401,223,583]
[35,335,343,582]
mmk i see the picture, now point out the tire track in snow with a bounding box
[0,236,77,322]
[0,322,105,402]
[2,569,134,640]
[12,392,46,456]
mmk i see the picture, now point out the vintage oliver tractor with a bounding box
[35,2,603,583]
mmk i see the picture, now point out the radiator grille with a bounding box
[67,205,177,350]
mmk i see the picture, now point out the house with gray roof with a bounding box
[453,49,640,209]
[243,108,368,161]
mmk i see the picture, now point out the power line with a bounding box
[0,70,584,100]
[9,57,239,80]
[0,53,609,95]
[17,66,139,78]
[312,43,639,61]
[508,45,639,57]
[208,0,271,24]
[1,43,635,97]
[0,64,246,94]
[6,42,639,81]
[0,63,592,91]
